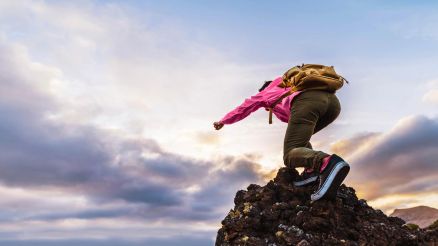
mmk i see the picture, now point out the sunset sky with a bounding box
[1,1,438,245]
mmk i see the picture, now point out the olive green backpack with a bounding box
[268,64,349,124]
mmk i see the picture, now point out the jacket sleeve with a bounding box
[219,93,265,125]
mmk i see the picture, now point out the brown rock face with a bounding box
[215,167,438,246]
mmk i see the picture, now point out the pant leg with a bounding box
[283,90,340,170]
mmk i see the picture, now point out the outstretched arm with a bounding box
[213,77,284,130]
[214,93,265,129]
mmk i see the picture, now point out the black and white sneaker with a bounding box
[293,169,319,187]
[311,154,350,201]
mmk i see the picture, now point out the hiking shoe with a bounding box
[293,169,319,187]
[311,154,350,201]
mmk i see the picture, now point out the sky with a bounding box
[0,0,438,245]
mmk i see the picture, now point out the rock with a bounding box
[404,223,420,231]
[215,167,438,245]
[297,239,310,246]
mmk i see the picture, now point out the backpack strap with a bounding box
[268,108,273,124]
[340,75,350,84]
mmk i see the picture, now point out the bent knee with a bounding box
[283,147,309,167]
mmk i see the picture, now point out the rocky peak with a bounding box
[215,167,438,245]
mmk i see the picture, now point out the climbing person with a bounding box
[213,64,350,201]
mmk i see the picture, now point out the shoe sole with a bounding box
[293,176,318,187]
[311,162,350,201]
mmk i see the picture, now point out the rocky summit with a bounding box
[215,167,438,246]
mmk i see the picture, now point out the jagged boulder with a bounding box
[216,167,438,246]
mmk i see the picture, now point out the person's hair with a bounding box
[258,80,272,92]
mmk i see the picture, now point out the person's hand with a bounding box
[213,121,224,130]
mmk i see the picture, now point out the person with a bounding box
[213,71,350,201]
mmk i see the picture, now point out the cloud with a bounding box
[331,115,438,203]
[0,26,267,245]
[330,132,380,158]
[421,79,438,105]
[422,89,438,104]
[0,97,263,220]
[0,236,213,246]
[0,212,217,245]
[0,0,295,168]
[26,208,131,221]
[369,191,438,215]
[1,82,158,208]
[194,131,221,145]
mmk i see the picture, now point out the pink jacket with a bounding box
[220,77,302,125]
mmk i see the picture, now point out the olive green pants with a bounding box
[283,90,341,171]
